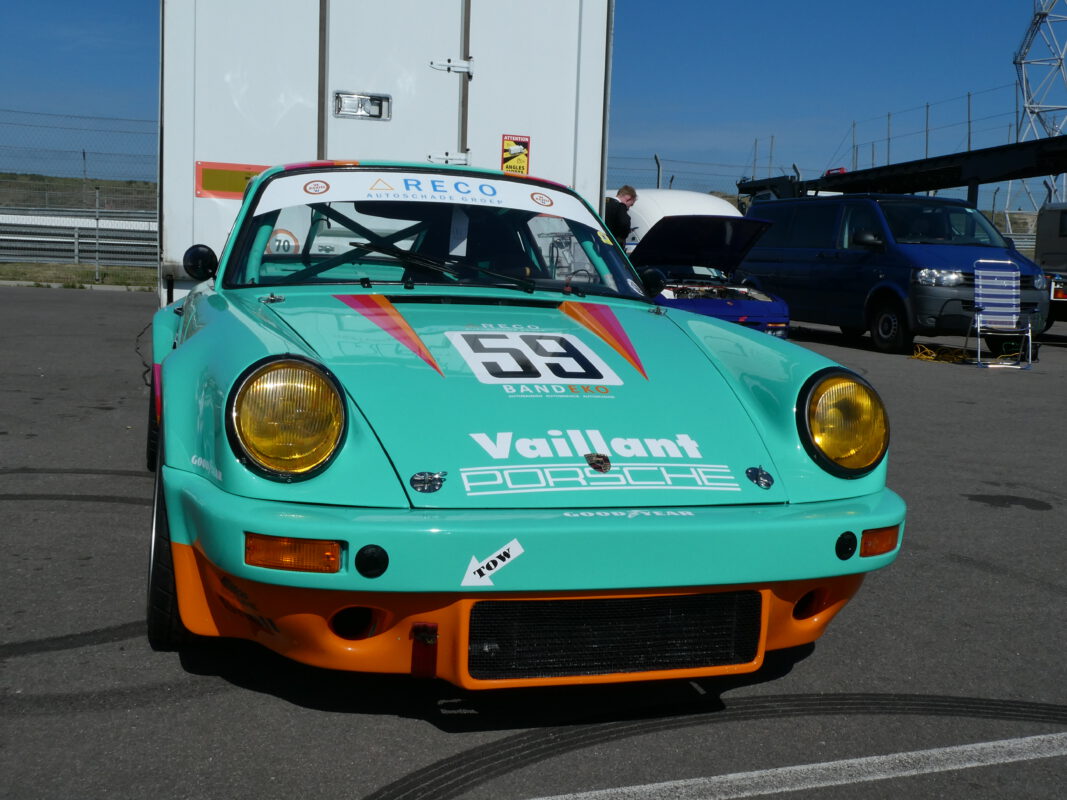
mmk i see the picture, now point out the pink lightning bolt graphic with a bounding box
[334,295,444,376]
[558,301,647,379]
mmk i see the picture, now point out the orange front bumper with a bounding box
[173,541,865,690]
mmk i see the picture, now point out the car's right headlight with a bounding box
[797,369,889,478]
[229,358,345,478]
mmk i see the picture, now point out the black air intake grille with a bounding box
[467,591,762,680]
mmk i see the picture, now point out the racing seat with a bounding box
[965,259,1036,369]
[466,217,540,279]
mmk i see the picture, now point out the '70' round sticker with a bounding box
[445,331,622,385]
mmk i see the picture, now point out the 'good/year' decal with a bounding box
[445,331,622,385]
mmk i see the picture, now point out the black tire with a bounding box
[146,449,193,651]
[145,380,159,473]
[868,300,914,353]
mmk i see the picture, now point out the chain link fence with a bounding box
[0,108,157,211]
[0,109,158,275]
[0,105,1041,272]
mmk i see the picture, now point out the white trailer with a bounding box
[159,0,614,304]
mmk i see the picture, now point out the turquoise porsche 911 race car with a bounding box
[147,161,905,689]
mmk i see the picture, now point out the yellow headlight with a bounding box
[805,373,888,474]
[231,359,344,475]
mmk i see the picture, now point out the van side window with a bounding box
[748,204,792,247]
[790,204,838,248]
[840,204,882,249]
[1059,210,1067,237]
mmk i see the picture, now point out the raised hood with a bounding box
[628,215,770,276]
[265,291,791,509]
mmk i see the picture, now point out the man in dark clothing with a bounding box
[604,185,637,244]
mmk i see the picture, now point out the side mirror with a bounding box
[1004,236,1016,249]
[183,244,219,281]
[640,268,666,297]
[852,231,884,249]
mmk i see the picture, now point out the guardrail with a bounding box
[1009,233,1036,256]
[0,206,156,221]
[0,208,1043,271]
[0,210,158,268]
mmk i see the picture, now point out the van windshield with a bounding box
[878,200,1007,247]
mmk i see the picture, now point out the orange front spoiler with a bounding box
[172,541,864,690]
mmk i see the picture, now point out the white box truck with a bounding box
[159,0,614,303]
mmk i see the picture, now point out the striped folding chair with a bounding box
[966,259,1034,369]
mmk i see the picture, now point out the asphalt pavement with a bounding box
[1,285,1065,800]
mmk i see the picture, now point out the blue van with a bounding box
[737,194,1050,352]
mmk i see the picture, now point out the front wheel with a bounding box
[145,379,159,473]
[146,452,193,651]
[868,300,914,353]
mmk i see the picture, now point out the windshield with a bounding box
[223,168,646,300]
[878,200,1008,247]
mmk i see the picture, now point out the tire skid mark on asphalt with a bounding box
[0,468,152,505]
[906,540,1067,597]
[360,694,1067,800]
[0,493,151,505]
[942,551,1067,597]
[2,621,234,715]
[0,467,152,478]
[0,621,146,658]
[0,678,232,716]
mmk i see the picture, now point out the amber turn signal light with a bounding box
[245,532,342,573]
[860,525,900,557]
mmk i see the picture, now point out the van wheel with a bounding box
[868,300,913,353]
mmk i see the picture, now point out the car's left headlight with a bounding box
[229,357,345,478]
[797,370,889,478]
[915,268,964,287]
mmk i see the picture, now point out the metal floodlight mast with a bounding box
[1013,0,1067,207]
[1015,0,1067,139]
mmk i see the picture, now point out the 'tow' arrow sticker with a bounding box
[462,539,525,586]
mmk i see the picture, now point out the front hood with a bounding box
[266,291,792,509]
[629,215,771,276]
[895,243,1039,273]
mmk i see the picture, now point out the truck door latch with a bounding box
[428,151,471,165]
[429,58,473,75]
[333,92,392,121]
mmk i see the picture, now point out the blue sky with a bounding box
[607,0,1036,192]
[0,0,1051,201]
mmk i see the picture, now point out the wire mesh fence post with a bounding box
[94,188,101,282]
